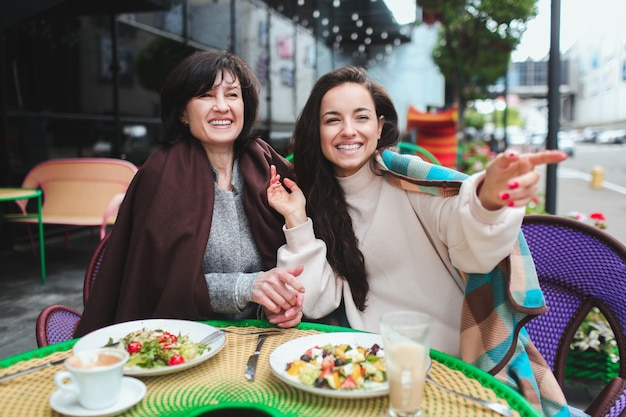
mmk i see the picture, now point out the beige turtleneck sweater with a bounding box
[277,163,524,358]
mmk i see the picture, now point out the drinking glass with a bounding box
[380,311,433,417]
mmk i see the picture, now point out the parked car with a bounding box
[528,132,546,152]
[502,126,529,152]
[528,131,575,157]
[582,127,599,143]
[557,131,576,156]
[596,129,626,144]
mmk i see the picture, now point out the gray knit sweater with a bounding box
[203,160,262,319]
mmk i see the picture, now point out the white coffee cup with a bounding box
[54,348,130,410]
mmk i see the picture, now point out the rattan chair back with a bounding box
[522,214,626,381]
[83,232,110,306]
[522,214,626,417]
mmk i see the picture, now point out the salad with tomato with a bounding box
[285,342,386,390]
[111,328,208,369]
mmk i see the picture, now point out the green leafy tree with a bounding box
[491,107,523,128]
[418,0,537,138]
[464,109,486,130]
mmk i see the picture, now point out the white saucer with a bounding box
[49,376,146,417]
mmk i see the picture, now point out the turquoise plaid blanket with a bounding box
[377,149,570,417]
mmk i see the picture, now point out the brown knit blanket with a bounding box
[75,138,292,337]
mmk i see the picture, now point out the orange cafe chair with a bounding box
[5,157,137,238]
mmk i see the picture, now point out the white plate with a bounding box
[73,319,226,377]
[49,376,146,417]
[269,332,388,399]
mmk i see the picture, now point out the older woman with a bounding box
[75,51,304,337]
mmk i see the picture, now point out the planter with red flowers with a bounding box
[566,211,607,230]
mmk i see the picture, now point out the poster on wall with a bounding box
[280,67,294,87]
[278,36,294,59]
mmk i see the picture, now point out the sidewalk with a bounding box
[0,229,97,360]
[552,167,626,244]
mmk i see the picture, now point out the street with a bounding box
[560,142,626,188]
[544,142,626,244]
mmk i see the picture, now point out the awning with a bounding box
[0,0,170,30]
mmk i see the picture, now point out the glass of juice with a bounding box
[380,311,433,417]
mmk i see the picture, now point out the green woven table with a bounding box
[0,320,540,417]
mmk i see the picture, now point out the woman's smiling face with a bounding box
[182,69,244,151]
[319,82,383,177]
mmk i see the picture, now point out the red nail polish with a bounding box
[508,201,515,207]
[501,192,510,200]
[508,152,516,157]
[509,181,519,190]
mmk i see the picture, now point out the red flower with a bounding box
[590,212,606,221]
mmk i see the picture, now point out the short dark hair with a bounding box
[159,50,260,155]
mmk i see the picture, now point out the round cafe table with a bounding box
[0,187,46,284]
[0,320,541,417]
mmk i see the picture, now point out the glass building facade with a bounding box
[0,0,414,185]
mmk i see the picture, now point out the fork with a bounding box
[221,328,283,336]
[199,328,282,346]
[426,375,514,417]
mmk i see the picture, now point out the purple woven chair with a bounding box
[82,231,109,306]
[35,304,82,346]
[35,232,110,347]
[521,214,626,417]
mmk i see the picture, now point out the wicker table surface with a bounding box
[0,320,541,417]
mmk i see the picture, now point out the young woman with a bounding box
[75,51,304,337]
[267,66,573,416]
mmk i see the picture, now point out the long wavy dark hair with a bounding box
[292,66,400,311]
[159,50,260,157]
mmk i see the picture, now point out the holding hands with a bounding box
[254,265,305,328]
[478,149,568,210]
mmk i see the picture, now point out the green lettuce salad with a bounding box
[110,327,208,369]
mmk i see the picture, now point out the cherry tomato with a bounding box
[159,332,178,345]
[127,341,142,354]
[168,354,185,366]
